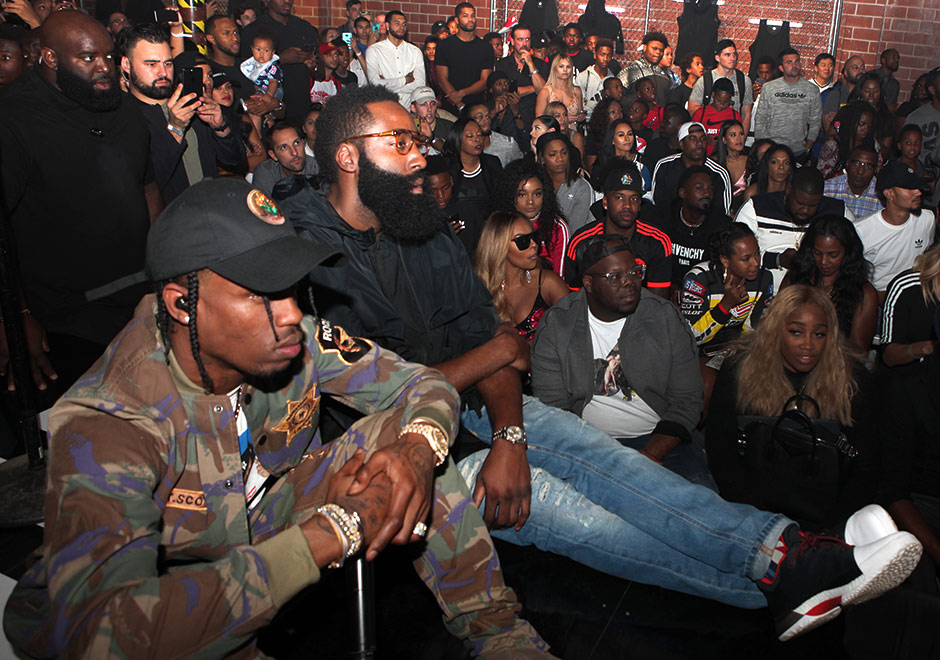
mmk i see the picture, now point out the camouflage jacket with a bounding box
[3,295,459,659]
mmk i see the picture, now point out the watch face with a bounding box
[506,426,523,442]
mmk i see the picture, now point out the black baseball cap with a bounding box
[876,160,930,193]
[603,163,644,194]
[146,179,344,292]
[578,235,634,280]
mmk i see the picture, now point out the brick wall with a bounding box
[290,0,936,104]
[837,0,940,101]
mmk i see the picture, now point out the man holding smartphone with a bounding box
[120,25,245,203]
[365,10,425,107]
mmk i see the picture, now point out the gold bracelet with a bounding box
[400,420,448,466]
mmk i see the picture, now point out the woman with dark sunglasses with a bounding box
[474,211,571,340]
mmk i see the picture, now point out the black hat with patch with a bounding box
[876,159,930,193]
[146,178,344,292]
[603,163,644,194]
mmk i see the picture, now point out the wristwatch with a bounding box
[492,425,527,447]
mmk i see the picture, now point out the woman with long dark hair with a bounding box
[706,285,878,530]
[473,211,570,341]
[738,142,793,207]
[817,101,877,180]
[715,119,747,196]
[589,118,651,192]
[493,160,570,276]
[443,117,503,216]
[583,97,623,171]
[536,132,593,232]
[848,71,895,155]
[783,215,878,352]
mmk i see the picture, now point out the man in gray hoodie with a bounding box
[754,48,821,160]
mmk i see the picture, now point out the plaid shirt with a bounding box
[823,173,882,220]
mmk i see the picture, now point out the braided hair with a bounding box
[707,222,756,280]
[154,271,283,394]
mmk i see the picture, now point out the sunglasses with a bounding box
[511,232,537,250]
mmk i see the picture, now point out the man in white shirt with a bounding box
[855,161,937,297]
[365,10,425,107]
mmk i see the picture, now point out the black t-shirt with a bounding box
[209,58,255,104]
[494,54,549,89]
[642,136,680,171]
[240,14,319,123]
[642,201,731,286]
[436,36,494,101]
[0,74,153,345]
[566,49,594,73]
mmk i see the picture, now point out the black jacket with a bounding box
[279,178,499,369]
[131,96,246,203]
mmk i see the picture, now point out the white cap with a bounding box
[678,121,706,141]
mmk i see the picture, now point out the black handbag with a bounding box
[736,394,858,528]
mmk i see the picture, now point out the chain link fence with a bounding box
[492,0,838,75]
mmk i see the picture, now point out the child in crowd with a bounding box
[636,77,663,131]
[240,31,283,134]
[627,98,652,153]
[693,77,741,156]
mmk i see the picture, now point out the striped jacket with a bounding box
[651,153,733,215]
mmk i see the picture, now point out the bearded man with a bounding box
[0,9,161,392]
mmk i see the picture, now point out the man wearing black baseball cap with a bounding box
[856,160,936,295]
[3,178,507,659]
[564,162,675,293]
[532,235,709,485]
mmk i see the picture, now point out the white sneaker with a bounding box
[844,504,898,547]
[842,531,922,608]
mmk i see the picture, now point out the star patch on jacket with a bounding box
[272,386,321,446]
[316,318,371,364]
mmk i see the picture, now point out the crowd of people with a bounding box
[1,0,939,656]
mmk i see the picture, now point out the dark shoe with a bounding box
[759,525,921,641]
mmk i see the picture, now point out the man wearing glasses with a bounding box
[283,85,922,642]
[531,235,713,486]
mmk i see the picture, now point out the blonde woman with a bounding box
[535,54,585,125]
[474,211,570,340]
[705,285,879,530]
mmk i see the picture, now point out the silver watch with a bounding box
[492,425,527,447]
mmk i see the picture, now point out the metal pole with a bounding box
[346,557,376,659]
[828,0,843,59]
[644,0,651,37]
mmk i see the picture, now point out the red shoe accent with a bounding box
[805,596,842,616]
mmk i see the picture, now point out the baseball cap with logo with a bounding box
[678,121,706,142]
[603,163,644,194]
[409,86,436,106]
[146,179,343,293]
[876,160,930,193]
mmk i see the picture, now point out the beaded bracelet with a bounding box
[316,503,362,568]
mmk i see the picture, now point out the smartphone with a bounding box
[342,32,353,46]
[155,7,181,23]
[372,23,379,33]
[180,67,203,106]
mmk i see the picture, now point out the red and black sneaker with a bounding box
[759,524,922,641]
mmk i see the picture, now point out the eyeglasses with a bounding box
[848,160,876,170]
[589,265,646,287]
[511,232,537,250]
[345,129,432,155]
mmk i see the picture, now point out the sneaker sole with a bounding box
[776,533,922,642]
[842,534,922,607]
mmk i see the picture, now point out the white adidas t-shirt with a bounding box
[581,311,660,438]
[855,208,936,290]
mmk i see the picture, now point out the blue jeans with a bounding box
[457,396,792,609]
[617,434,718,492]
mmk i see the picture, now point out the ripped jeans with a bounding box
[457,396,791,609]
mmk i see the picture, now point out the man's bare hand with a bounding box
[167,84,199,130]
[195,96,225,129]
[279,46,308,65]
[345,433,435,559]
[244,93,278,116]
[1,0,42,27]
[473,439,531,530]
[0,314,58,391]
[405,71,415,84]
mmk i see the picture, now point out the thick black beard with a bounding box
[358,154,445,242]
[130,68,173,100]
[57,62,122,111]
